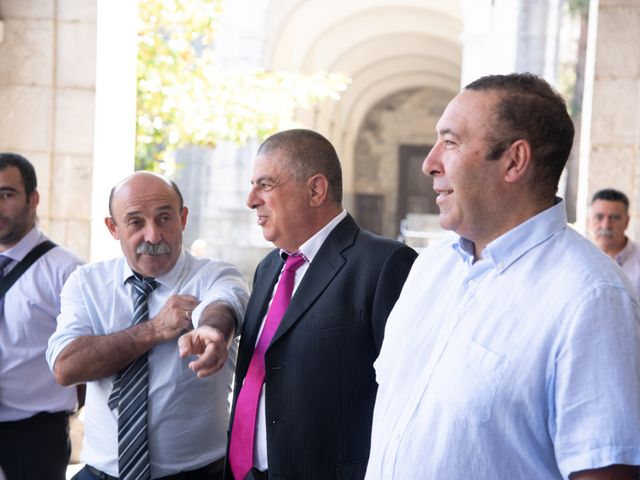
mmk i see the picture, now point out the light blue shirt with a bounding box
[0,227,83,421]
[616,238,640,297]
[47,250,248,477]
[366,200,640,480]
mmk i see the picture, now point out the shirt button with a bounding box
[496,262,504,270]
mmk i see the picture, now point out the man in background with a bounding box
[48,171,248,479]
[0,153,84,479]
[588,188,640,296]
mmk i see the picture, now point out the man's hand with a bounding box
[149,294,199,341]
[178,325,230,378]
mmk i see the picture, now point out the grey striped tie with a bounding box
[108,274,158,480]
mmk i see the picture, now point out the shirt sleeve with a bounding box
[46,266,95,372]
[191,260,249,335]
[552,283,640,478]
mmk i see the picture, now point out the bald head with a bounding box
[108,172,184,218]
[105,171,188,278]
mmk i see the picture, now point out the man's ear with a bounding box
[307,174,329,207]
[503,139,532,184]
[105,216,119,240]
[28,190,40,209]
[180,206,189,231]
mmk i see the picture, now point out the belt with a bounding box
[86,457,225,480]
[0,411,69,429]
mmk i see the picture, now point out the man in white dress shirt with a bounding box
[47,172,248,479]
[588,188,640,296]
[0,153,84,480]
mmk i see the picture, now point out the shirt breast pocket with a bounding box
[439,338,509,425]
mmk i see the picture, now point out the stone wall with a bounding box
[585,0,640,239]
[353,86,455,237]
[0,0,97,260]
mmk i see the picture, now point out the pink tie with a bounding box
[229,253,306,480]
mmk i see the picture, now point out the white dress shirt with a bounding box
[616,238,640,297]
[0,227,83,421]
[253,209,347,470]
[366,200,640,479]
[46,250,248,477]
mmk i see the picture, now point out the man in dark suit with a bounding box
[181,129,417,480]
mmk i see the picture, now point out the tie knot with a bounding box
[0,255,12,272]
[284,253,305,273]
[129,274,159,297]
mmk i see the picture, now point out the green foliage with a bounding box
[136,0,350,172]
[567,0,589,15]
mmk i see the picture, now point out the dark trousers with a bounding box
[0,411,70,480]
[73,459,225,480]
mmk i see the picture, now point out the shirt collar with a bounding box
[121,249,186,289]
[279,210,347,263]
[453,198,568,273]
[1,226,42,262]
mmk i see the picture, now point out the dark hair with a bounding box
[465,73,575,199]
[591,188,629,212]
[258,129,343,205]
[0,152,37,196]
[108,175,184,218]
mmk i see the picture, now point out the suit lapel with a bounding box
[269,214,359,346]
[238,252,283,376]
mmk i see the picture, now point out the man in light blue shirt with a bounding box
[0,153,83,480]
[366,73,640,480]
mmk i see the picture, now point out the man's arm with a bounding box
[570,465,639,479]
[52,294,198,386]
[178,301,237,378]
[370,244,418,351]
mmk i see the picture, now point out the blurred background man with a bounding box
[0,153,84,480]
[588,188,640,296]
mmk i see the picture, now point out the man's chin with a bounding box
[135,255,175,277]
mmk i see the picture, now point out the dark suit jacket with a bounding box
[225,214,417,480]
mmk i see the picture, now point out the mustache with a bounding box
[136,241,171,255]
[596,228,614,238]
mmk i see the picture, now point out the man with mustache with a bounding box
[588,188,640,296]
[47,172,248,479]
[0,153,83,480]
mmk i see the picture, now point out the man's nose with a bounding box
[144,223,162,243]
[246,186,261,209]
[422,144,441,177]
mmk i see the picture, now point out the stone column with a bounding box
[578,0,640,238]
[0,0,97,260]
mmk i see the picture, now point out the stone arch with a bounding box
[352,85,455,237]
[263,0,463,234]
